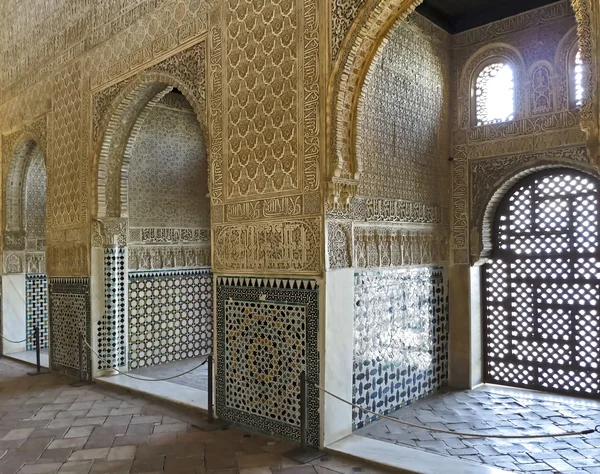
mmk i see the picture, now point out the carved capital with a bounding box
[92,218,127,248]
[326,178,358,213]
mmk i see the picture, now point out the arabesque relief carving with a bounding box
[450,1,596,264]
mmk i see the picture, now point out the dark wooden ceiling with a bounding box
[416,0,564,33]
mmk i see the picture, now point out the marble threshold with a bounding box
[94,372,209,414]
[3,349,49,368]
[326,435,511,474]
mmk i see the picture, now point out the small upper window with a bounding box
[574,49,584,107]
[475,62,515,126]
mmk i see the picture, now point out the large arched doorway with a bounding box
[2,138,48,366]
[92,80,212,403]
[484,168,599,396]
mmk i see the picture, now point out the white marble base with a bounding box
[5,349,49,368]
[96,373,209,413]
[327,435,510,474]
[2,274,26,354]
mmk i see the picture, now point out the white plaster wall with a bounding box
[470,266,483,387]
[2,274,26,354]
[321,268,354,447]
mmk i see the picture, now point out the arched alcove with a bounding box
[92,77,212,385]
[2,138,48,363]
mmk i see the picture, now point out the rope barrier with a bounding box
[84,340,210,382]
[311,381,598,439]
[0,333,29,344]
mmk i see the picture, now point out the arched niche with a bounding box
[91,72,212,377]
[93,72,209,223]
[2,136,48,358]
[327,0,599,207]
[4,137,47,264]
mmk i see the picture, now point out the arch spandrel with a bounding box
[473,157,599,266]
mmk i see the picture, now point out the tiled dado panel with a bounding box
[353,268,448,430]
[25,274,49,350]
[128,269,212,370]
[49,277,91,378]
[216,277,320,447]
[97,247,126,370]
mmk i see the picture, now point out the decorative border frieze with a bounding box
[354,198,442,224]
[224,195,304,222]
[354,225,449,269]
[128,227,210,244]
[213,218,321,274]
[128,244,210,270]
[452,1,574,48]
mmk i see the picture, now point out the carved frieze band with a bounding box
[354,198,442,224]
[452,1,575,47]
[128,245,210,270]
[214,218,321,274]
[327,220,449,270]
[92,218,128,248]
[4,251,47,275]
[222,194,320,223]
[354,225,449,269]
[128,227,210,244]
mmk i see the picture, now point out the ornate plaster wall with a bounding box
[126,93,211,271]
[328,12,451,271]
[450,1,595,264]
[0,0,324,278]
[0,0,326,439]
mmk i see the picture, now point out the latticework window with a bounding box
[475,62,515,126]
[484,170,600,396]
[574,49,584,108]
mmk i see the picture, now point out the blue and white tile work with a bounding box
[216,276,320,447]
[25,273,48,350]
[128,268,212,369]
[97,247,127,370]
[48,277,92,379]
[353,267,448,430]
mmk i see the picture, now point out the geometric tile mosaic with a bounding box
[353,267,448,430]
[97,247,127,370]
[128,268,212,370]
[216,276,320,447]
[25,273,48,350]
[48,277,91,379]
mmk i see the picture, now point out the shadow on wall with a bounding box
[352,267,448,429]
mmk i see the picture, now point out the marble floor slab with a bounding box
[4,349,49,368]
[96,373,210,412]
[129,356,209,391]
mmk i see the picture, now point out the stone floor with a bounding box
[130,357,208,391]
[0,358,388,474]
[357,385,600,473]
